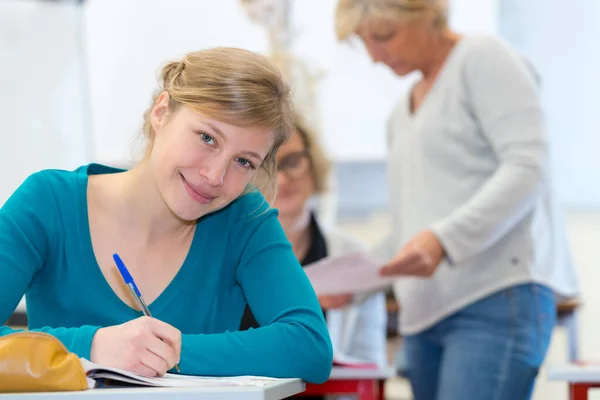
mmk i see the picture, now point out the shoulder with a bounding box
[458,34,534,78]
[316,217,367,256]
[205,189,280,244]
[460,34,518,60]
[229,189,277,222]
[1,166,87,238]
[8,167,83,204]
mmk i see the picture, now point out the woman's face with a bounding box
[274,129,314,218]
[357,16,435,76]
[149,92,274,221]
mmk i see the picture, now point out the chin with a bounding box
[168,196,224,222]
[392,68,413,77]
[169,203,205,222]
[389,64,416,77]
[275,200,303,218]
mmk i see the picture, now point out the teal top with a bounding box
[0,164,333,383]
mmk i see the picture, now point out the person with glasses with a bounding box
[240,116,388,377]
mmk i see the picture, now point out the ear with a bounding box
[150,91,171,135]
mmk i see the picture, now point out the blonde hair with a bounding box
[335,0,449,41]
[142,47,294,203]
[293,115,331,195]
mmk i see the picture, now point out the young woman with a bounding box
[0,48,333,383]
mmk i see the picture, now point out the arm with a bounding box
[430,38,548,265]
[0,173,100,359]
[178,201,333,383]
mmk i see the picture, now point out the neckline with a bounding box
[407,36,467,118]
[300,212,328,266]
[76,163,201,316]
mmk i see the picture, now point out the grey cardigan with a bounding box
[380,35,580,335]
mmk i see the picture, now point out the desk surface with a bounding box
[547,364,600,383]
[329,365,396,380]
[0,379,304,400]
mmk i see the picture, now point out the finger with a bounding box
[341,294,353,302]
[148,318,182,361]
[139,349,170,376]
[380,252,420,276]
[319,299,332,309]
[333,295,352,307]
[130,360,160,377]
[146,334,177,369]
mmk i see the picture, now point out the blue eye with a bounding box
[236,157,255,170]
[199,132,214,145]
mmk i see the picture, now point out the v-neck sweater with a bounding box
[384,35,579,334]
[0,164,333,383]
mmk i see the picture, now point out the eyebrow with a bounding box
[206,122,265,163]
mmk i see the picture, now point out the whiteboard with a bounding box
[0,1,91,206]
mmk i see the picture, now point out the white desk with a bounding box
[0,379,304,400]
[301,366,396,400]
[547,364,600,400]
[547,363,600,383]
[329,366,396,380]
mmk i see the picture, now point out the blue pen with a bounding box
[113,253,180,373]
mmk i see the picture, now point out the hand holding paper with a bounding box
[379,229,445,277]
[319,294,353,310]
[303,252,394,296]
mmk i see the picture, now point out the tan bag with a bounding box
[0,331,88,392]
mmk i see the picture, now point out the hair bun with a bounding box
[161,61,185,88]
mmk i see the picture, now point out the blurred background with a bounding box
[2,0,600,398]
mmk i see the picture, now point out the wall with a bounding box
[82,0,269,165]
[499,0,600,209]
[0,0,91,206]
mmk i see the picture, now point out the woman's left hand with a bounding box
[379,229,445,277]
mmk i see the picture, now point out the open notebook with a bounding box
[80,358,287,389]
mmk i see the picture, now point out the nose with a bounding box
[201,159,227,187]
[277,169,290,186]
[365,42,386,64]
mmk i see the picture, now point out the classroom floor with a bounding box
[383,337,411,400]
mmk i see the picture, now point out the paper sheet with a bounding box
[302,252,395,296]
[80,358,286,388]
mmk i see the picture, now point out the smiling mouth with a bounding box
[180,173,216,205]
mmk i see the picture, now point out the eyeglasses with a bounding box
[277,150,311,180]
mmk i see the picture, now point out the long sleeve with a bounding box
[0,173,100,359]
[430,39,548,265]
[178,200,333,383]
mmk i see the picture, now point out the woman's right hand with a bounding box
[319,294,353,310]
[90,316,181,377]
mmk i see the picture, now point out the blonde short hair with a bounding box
[335,0,449,41]
[293,115,331,195]
[142,47,294,203]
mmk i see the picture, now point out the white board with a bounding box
[0,1,91,206]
